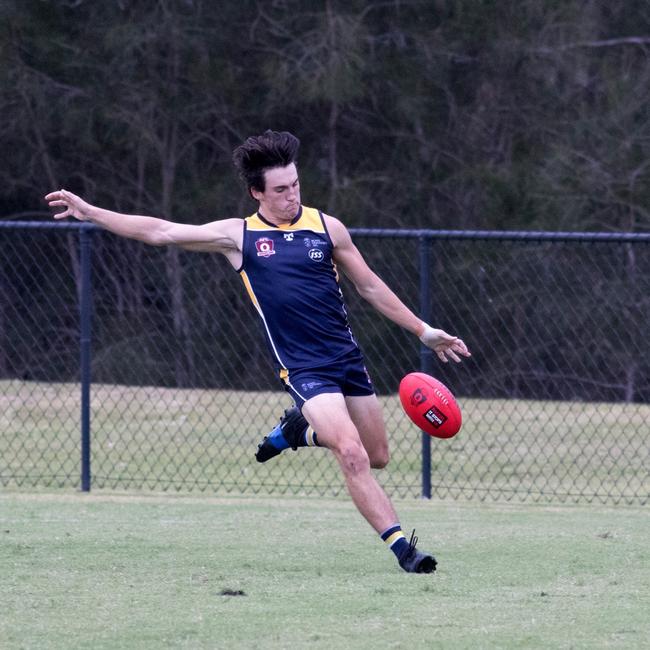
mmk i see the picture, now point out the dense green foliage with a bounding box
[1,0,649,230]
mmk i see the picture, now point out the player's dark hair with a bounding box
[232,130,300,193]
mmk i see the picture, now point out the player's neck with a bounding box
[257,206,301,226]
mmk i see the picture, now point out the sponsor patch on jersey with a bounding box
[303,237,327,247]
[256,237,276,257]
[308,248,324,261]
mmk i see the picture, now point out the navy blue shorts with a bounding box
[282,350,375,410]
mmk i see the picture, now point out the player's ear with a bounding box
[249,186,263,201]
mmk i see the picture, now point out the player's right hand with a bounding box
[419,323,471,363]
[44,189,93,221]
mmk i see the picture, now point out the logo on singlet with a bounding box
[308,248,324,261]
[304,237,326,247]
[255,237,276,257]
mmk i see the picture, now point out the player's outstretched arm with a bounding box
[45,189,171,244]
[327,215,471,363]
[44,189,242,255]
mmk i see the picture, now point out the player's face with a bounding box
[252,163,301,224]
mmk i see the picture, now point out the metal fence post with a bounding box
[419,235,432,499]
[79,225,93,491]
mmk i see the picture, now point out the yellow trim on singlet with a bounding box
[239,270,261,312]
[240,270,289,373]
[245,206,326,233]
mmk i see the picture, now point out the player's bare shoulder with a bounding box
[323,213,374,283]
[176,217,244,254]
[171,216,243,268]
[322,214,352,249]
[209,217,245,251]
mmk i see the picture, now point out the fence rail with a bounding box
[0,220,648,504]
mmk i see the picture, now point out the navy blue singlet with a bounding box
[237,206,360,380]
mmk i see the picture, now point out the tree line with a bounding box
[2,0,649,231]
[1,1,648,400]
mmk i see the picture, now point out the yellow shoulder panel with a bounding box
[245,212,275,231]
[290,206,325,233]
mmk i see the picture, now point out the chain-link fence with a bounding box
[1,221,648,504]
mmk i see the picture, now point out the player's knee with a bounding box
[335,440,370,477]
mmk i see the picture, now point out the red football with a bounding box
[399,372,462,439]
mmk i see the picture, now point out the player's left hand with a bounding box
[419,324,471,363]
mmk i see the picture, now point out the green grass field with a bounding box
[1,492,648,649]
